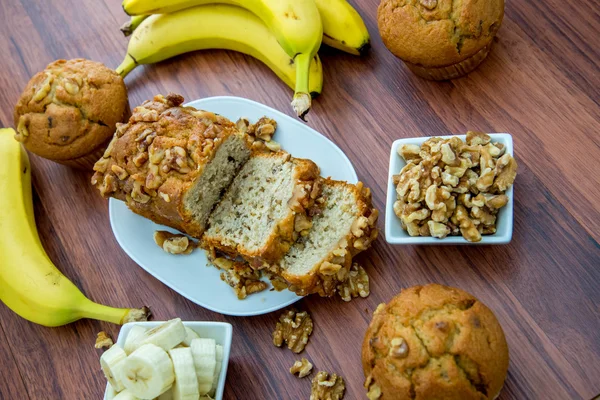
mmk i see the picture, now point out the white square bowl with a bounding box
[385,133,514,245]
[104,321,233,400]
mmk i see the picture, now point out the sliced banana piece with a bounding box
[113,389,140,400]
[105,385,118,400]
[181,327,200,347]
[169,347,200,400]
[209,345,224,397]
[119,343,175,399]
[101,344,127,392]
[124,325,148,354]
[190,338,216,395]
[135,318,187,352]
[157,388,174,400]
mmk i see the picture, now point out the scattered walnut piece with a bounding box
[336,263,369,302]
[290,358,313,378]
[153,231,196,255]
[392,133,517,242]
[268,274,290,292]
[273,309,313,353]
[94,331,113,349]
[212,257,268,300]
[243,116,282,152]
[310,371,345,400]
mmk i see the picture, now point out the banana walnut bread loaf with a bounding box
[91,93,251,238]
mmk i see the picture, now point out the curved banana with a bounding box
[0,129,150,327]
[116,6,323,99]
[315,0,370,55]
[122,0,369,56]
[122,0,322,120]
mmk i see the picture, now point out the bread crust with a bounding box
[283,179,379,297]
[362,284,509,400]
[91,93,250,238]
[202,152,321,264]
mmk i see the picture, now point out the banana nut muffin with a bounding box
[362,284,509,400]
[14,59,129,169]
[378,0,504,80]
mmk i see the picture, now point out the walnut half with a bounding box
[213,257,268,300]
[310,371,345,400]
[336,263,370,302]
[153,231,196,255]
[94,331,113,349]
[273,309,313,353]
[290,358,313,378]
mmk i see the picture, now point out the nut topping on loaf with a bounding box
[91,93,251,237]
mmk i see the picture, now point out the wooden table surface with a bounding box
[1,0,599,399]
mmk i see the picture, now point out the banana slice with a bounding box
[169,347,200,400]
[119,343,175,399]
[113,389,140,400]
[124,325,148,354]
[209,345,224,397]
[105,385,118,400]
[157,387,174,400]
[101,344,127,392]
[136,318,187,352]
[181,327,200,347]
[190,338,216,395]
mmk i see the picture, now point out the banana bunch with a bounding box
[118,0,369,120]
[103,319,223,399]
[0,129,150,327]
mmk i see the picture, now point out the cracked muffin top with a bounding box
[362,284,509,400]
[377,0,504,67]
[14,59,128,161]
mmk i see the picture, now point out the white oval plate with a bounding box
[110,96,358,316]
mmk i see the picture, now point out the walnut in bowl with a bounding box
[385,133,516,245]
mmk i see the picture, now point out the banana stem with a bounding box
[77,300,134,325]
[116,54,138,78]
[292,52,312,121]
[120,15,148,36]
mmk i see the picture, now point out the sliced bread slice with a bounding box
[279,179,379,297]
[202,151,320,263]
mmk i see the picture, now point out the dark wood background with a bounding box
[1,0,599,399]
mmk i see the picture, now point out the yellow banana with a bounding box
[0,129,150,327]
[121,0,369,56]
[116,6,323,99]
[122,0,322,120]
[315,0,370,55]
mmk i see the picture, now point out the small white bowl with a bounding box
[385,133,514,245]
[104,321,233,400]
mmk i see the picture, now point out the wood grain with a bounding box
[0,0,599,399]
